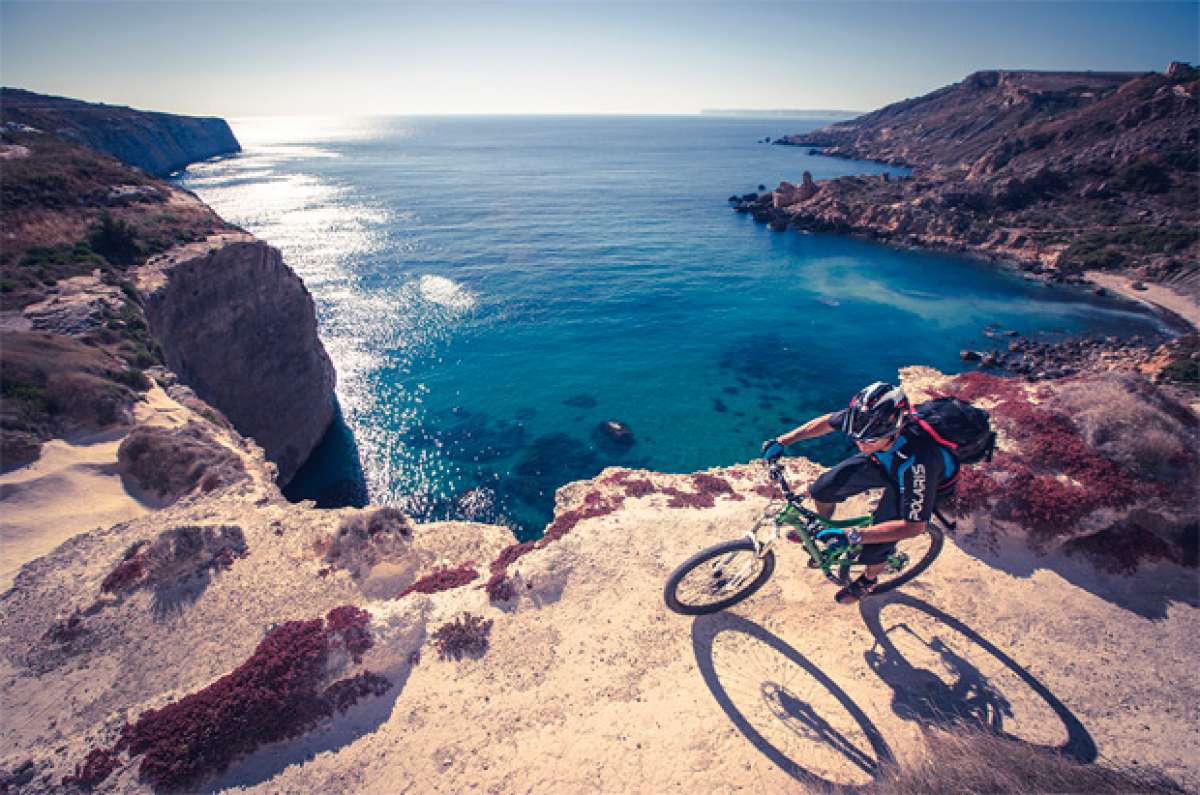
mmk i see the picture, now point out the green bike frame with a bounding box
[772,502,873,582]
[758,461,907,584]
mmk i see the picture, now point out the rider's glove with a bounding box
[761,439,785,462]
[816,527,863,549]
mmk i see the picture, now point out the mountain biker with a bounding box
[761,382,957,605]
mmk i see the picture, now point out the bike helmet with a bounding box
[842,382,909,441]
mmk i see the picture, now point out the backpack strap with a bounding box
[909,405,958,450]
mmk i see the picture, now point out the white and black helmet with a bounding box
[842,382,909,441]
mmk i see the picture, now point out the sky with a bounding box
[2,1,1197,116]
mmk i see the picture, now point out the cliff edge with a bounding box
[0,367,1194,793]
[135,235,335,483]
[1,88,240,177]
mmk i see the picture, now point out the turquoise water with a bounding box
[178,116,1165,538]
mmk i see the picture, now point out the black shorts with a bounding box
[809,454,901,567]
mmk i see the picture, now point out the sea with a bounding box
[176,115,1167,539]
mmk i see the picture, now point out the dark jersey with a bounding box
[826,410,956,523]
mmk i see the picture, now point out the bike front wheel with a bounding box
[664,539,776,615]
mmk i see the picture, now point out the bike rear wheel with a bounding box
[836,521,945,595]
[664,539,776,615]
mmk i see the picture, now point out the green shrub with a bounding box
[1063,224,1197,270]
[87,213,142,267]
[1114,158,1171,194]
[113,367,151,391]
[1,378,49,414]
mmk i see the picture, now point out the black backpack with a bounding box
[908,397,996,465]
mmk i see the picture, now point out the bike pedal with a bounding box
[786,530,803,544]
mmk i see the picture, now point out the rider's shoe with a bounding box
[835,574,878,605]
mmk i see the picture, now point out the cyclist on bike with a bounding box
[762,382,956,605]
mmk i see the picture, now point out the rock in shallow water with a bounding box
[592,420,635,452]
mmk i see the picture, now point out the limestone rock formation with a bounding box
[135,236,336,484]
[0,88,240,177]
[773,171,819,208]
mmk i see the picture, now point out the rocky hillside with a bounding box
[1,88,240,177]
[0,366,1194,793]
[0,96,333,484]
[741,64,1199,294]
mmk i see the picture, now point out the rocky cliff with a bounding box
[0,366,1195,793]
[742,64,1199,294]
[0,93,334,485]
[135,235,335,484]
[1,88,240,177]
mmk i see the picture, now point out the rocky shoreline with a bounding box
[736,64,1199,315]
[957,327,1200,385]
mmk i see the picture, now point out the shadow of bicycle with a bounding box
[858,592,1097,763]
[691,612,893,791]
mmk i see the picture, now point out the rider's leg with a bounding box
[809,454,889,517]
[812,500,837,518]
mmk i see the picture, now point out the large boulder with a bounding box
[135,236,335,483]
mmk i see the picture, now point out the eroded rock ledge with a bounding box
[135,235,336,484]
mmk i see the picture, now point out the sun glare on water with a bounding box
[417,274,477,312]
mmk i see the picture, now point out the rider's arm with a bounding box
[776,412,840,446]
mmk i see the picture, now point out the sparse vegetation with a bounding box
[1113,157,1172,194]
[62,748,120,789]
[946,371,1196,569]
[1157,334,1200,389]
[96,606,386,790]
[323,507,412,577]
[1064,224,1199,270]
[100,525,247,595]
[1057,375,1195,481]
[397,565,480,599]
[1,332,144,465]
[0,129,230,310]
[864,723,1186,794]
[117,423,248,502]
[482,540,536,602]
[431,612,493,661]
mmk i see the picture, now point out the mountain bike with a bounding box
[663,460,945,615]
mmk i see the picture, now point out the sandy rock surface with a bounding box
[0,383,258,593]
[1,450,1196,793]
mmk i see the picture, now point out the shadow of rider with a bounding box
[865,623,1014,732]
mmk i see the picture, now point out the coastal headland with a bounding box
[0,88,1197,792]
[734,64,1199,326]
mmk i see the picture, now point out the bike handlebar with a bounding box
[766,460,801,503]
